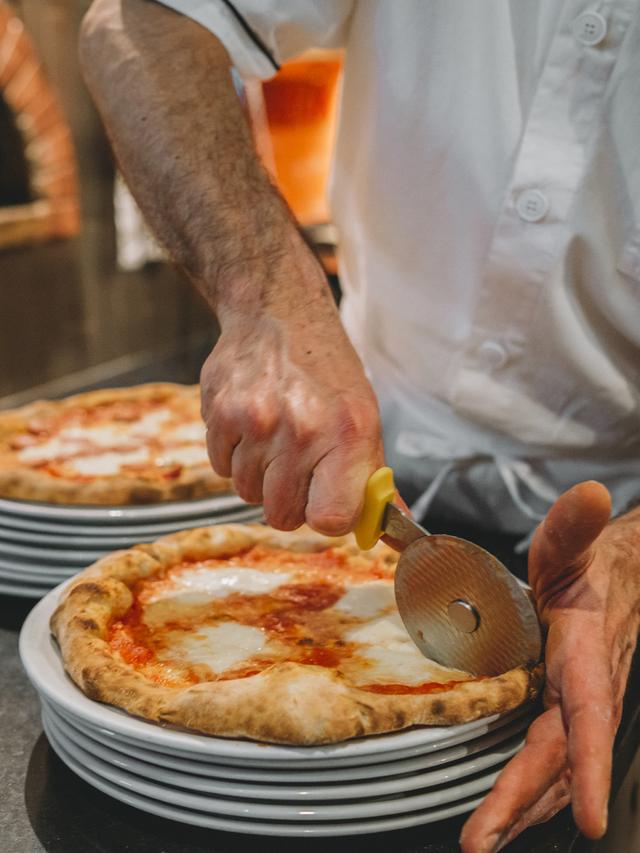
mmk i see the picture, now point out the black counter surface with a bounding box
[2,592,638,853]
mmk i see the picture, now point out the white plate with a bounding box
[0,523,146,547]
[0,557,73,577]
[0,556,85,575]
[43,722,485,837]
[45,701,521,801]
[0,541,106,564]
[0,565,71,584]
[0,579,51,597]
[0,506,263,537]
[47,697,529,783]
[0,494,251,523]
[44,711,500,821]
[0,557,76,575]
[21,586,534,769]
[0,516,257,547]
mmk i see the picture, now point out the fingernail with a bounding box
[600,802,608,835]
[484,830,511,853]
[479,832,503,853]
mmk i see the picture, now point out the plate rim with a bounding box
[0,507,262,536]
[0,543,106,564]
[44,710,500,821]
[44,700,522,801]
[46,696,529,782]
[0,493,253,522]
[0,566,72,583]
[43,725,486,836]
[0,580,51,597]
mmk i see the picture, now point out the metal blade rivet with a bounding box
[447,600,480,633]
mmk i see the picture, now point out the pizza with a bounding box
[51,524,542,745]
[0,383,230,505]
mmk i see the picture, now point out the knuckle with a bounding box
[287,413,317,447]
[243,400,277,440]
[334,398,380,446]
[208,393,238,431]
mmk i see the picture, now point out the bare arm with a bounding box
[81,0,382,531]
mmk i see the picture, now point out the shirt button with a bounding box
[477,341,508,370]
[573,11,607,46]
[516,189,549,222]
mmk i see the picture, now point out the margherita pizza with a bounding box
[51,524,542,745]
[0,383,230,504]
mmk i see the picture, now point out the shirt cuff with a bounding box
[154,0,279,79]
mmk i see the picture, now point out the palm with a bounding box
[460,481,640,853]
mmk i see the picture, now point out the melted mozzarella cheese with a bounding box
[17,437,84,463]
[346,614,467,684]
[346,613,408,646]
[168,421,206,443]
[67,448,150,476]
[145,566,293,606]
[155,445,209,467]
[131,409,172,436]
[357,645,461,685]
[160,622,266,672]
[60,425,133,448]
[333,581,395,619]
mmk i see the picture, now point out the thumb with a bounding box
[529,480,611,597]
[305,446,381,537]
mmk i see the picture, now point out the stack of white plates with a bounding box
[0,495,262,598]
[20,588,535,837]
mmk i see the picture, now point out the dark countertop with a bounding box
[2,593,638,853]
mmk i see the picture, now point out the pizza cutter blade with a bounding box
[355,468,542,677]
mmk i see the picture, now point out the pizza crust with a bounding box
[0,383,231,505]
[50,524,543,745]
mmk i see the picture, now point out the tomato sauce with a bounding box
[106,546,437,693]
[9,393,202,482]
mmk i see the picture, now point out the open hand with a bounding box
[460,480,640,852]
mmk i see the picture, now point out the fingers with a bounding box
[230,439,265,504]
[262,453,313,531]
[200,355,239,478]
[460,707,567,853]
[529,481,612,604]
[560,638,615,838]
[204,420,238,478]
[491,774,571,851]
[305,442,383,536]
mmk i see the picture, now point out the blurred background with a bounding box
[0,0,340,407]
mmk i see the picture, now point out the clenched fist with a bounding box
[200,312,384,535]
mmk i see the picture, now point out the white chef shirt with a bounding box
[155,0,640,536]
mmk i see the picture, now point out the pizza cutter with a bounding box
[354,468,542,676]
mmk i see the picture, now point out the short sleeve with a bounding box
[153,0,354,79]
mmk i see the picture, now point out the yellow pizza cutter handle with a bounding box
[354,466,396,550]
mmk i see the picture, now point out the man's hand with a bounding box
[460,480,640,853]
[201,311,383,535]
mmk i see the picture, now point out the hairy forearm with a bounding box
[80,0,337,330]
